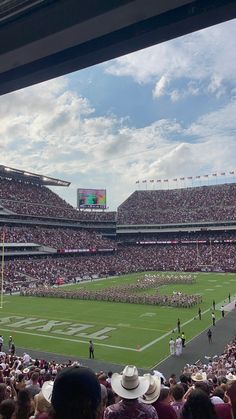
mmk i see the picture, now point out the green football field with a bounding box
[0,272,236,368]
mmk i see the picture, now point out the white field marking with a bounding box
[205,289,214,291]
[215,285,222,287]
[223,282,230,284]
[149,295,232,367]
[208,280,217,282]
[0,327,136,352]
[140,307,212,352]
[150,321,217,370]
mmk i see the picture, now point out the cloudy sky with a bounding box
[1,18,236,210]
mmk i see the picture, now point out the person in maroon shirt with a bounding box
[104,366,157,419]
[152,387,178,419]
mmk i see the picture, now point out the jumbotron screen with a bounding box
[77,188,106,209]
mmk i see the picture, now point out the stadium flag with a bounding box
[221,172,225,175]
[212,173,217,176]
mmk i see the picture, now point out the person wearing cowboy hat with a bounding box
[225,372,236,383]
[104,366,157,419]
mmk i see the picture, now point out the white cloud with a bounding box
[1,72,236,209]
[153,75,169,98]
[105,19,236,100]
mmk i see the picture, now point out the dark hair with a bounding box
[171,384,185,401]
[227,381,236,419]
[212,387,224,400]
[158,387,170,402]
[0,383,7,404]
[181,389,217,419]
[0,399,16,419]
[51,366,101,419]
[15,390,32,419]
[194,382,210,396]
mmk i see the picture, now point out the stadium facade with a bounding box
[0,165,236,293]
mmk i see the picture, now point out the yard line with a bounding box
[140,307,211,351]
[145,295,231,360]
[0,327,136,352]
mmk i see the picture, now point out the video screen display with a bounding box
[77,188,106,209]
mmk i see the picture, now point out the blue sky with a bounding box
[1,19,236,210]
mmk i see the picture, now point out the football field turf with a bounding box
[1,272,236,368]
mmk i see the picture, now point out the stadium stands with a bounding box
[117,184,236,225]
[0,177,116,222]
[0,226,115,250]
[0,337,235,419]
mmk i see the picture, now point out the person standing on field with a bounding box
[207,329,212,343]
[198,308,202,320]
[177,318,181,334]
[212,312,216,326]
[89,340,94,359]
[213,300,216,311]
[169,337,175,355]
[181,332,186,348]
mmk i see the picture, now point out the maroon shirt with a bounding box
[214,403,233,419]
[152,400,178,419]
[104,398,158,419]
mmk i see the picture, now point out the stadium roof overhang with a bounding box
[0,165,70,186]
[0,0,236,96]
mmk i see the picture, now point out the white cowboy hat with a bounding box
[111,365,150,399]
[226,373,236,383]
[139,374,161,404]
[191,371,207,382]
[42,380,54,403]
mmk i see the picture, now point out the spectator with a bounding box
[151,387,178,419]
[0,399,16,419]
[104,365,157,419]
[180,389,217,419]
[171,384,185,418]
[51,366,102,419]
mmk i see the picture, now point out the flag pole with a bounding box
[0,229,5,309]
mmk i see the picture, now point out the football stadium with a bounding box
[0,166,236,370]
[1,1,236,418]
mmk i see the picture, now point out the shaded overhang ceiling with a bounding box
[0,0,236,96]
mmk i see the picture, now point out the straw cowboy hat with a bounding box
[111,365,150,399]
[226,373,236,383]
[41,380,54,403]
[191,371,207,382]
[140,374,161,404]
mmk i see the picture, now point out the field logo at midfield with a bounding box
[0,316,115,340]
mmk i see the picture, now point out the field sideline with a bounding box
[1,272,236,368]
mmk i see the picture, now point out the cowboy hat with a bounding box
[111,365,150,399]
[42,380,54,403]
[191,371,207,382]
[140,374,161,404]
[226,373,236,383]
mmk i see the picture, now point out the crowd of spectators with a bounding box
[0,336,235,419]
[117,184,236,225]
[3,242,236,292]
[0,178,115,222]
[1,226,115,250]
[22,274,201,308]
